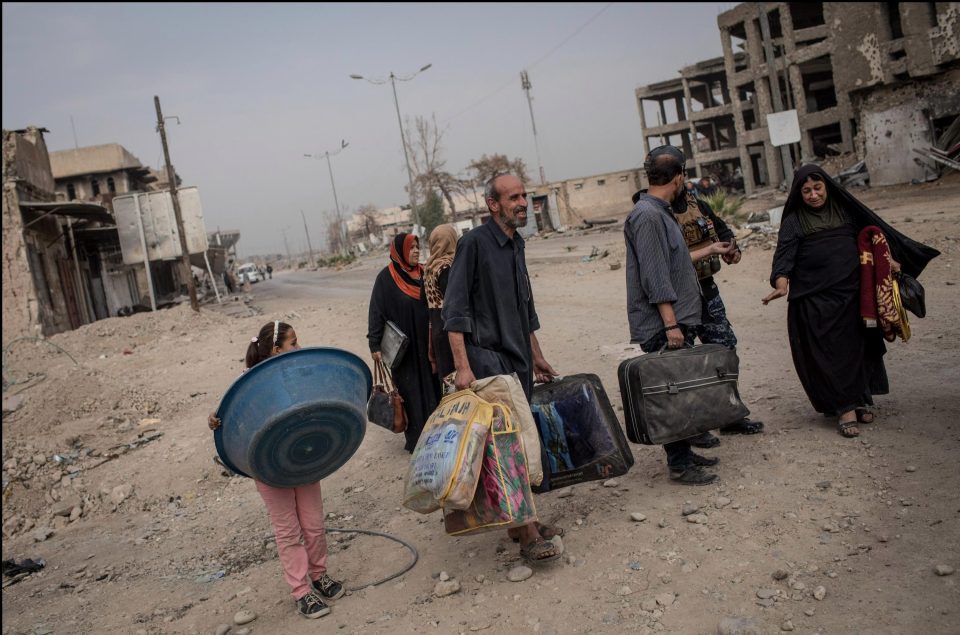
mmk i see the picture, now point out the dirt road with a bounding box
[2,175,958,635]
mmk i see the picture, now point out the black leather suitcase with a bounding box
[618,344,749,445]
[530,373,634,492]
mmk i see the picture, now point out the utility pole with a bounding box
[389,72,421,231]
[304,141,349,256]
[300,209,315,265]
[154,96,199,311]
[324,152,347,255]
[351,64,432,233]
[281,227,292,261]
[756,3,794,185]
[521,70,547,185]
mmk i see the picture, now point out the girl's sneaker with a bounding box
[312,573,345,601]
[296,591,330,619]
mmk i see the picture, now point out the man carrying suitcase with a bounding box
[443,172,563,561]
[648,183,766,448]
[623,146,734,485]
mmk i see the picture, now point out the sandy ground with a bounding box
[2,175,959,635]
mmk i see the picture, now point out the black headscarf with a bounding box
[783,165,939,279]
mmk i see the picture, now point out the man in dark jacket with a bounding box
[625,146,732,485]
[631,179,764,448]
[443,173,562,560]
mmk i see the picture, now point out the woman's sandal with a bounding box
[855,408,875,424]
[508,522,564,543]
[519,537,562,563]
[838,420,860,438]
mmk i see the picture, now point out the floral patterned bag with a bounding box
[443,404,537,536]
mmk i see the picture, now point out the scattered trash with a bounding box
[582,218,618,228]
[2,558,46,587]
[201,569,227,582]
[2,394,25,414]
[836,161,868,188]
[581,246,610,263]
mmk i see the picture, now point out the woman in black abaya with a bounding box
[368,233,440,452]
[763,165,938,437]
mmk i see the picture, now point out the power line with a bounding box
[441,2,615,125]
[527,2,614,70]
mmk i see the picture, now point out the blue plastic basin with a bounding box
[214,347,372,487]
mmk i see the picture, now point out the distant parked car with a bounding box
[237,263,263,284]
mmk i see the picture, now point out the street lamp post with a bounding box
[350,64,432,233]
[304,140,349,255]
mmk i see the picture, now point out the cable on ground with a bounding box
[325,527,418,591]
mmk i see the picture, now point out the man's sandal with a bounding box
[519,537,562,564]
[855,408,875,424]
[508,522,564,543]
[838,420,860,438]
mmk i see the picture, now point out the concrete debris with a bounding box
[433,579,462,596]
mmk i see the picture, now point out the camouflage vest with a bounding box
[674,192,721,280]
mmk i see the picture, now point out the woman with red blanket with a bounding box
[763,165,938,437]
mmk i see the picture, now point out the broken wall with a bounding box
[534,169,647,227]
[857,69,960,185]
[2,128,73,343]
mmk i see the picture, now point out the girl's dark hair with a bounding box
[245,321,292,368]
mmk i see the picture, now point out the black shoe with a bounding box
[689,432,721,448]
[719,418,764,435]
[690,452,719,467]
[669,465,718,486]
[312,573,345,601]
[296,591,331,619]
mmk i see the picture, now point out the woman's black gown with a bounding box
[368,267,440,452]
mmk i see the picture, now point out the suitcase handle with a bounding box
[657,343,694,355]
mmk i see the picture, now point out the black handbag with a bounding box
[366,360,407,433]
[896,272,926,318]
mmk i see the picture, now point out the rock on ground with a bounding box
[233,609,256,625]
[507,566,533,582]
[433,579,462,597]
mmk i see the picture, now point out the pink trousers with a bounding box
[254,480,329,599]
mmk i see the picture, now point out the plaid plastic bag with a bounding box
[443,404,537,536]
[402,390,493,514]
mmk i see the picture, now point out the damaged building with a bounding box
[3,127,113,339]
[47,143,195,319]
[637,2,960,193]
[2,129,214,341]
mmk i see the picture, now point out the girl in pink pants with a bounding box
[209,321,345,619]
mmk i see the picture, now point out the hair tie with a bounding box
[250,337,258,343]
[273,320,280,346]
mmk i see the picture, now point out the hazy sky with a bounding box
[3,2,735,256]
